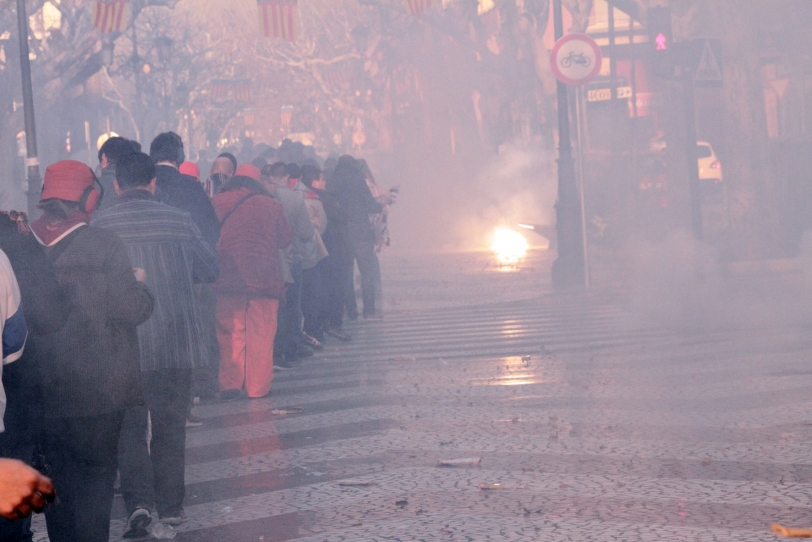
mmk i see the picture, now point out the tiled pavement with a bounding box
[31,249,812,540]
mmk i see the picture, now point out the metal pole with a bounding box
[551,0,585,290]
[575,86,590,289]
[684,67,703,240]
[16,0,42,217]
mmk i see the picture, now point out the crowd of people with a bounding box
[0,132,397,541]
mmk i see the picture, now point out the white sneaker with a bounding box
[123,507,151,538]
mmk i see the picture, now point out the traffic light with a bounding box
[647,6,674,77]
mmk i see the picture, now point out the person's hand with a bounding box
[133,268,147,282]
[0,458,55,520]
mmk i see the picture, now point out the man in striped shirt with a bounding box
[94,152,220,537]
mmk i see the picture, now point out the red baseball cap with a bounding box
[179,161,200,181]
[235,164,261,181]
[40,160,94,203]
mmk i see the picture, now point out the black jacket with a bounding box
[38,226,154,418]
[155,164,221,249]
[327,165,382,244]
[0,220,70,452]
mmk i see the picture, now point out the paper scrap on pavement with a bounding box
[271,407,304,415]
[772,524,812,538]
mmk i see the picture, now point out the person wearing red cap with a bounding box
[29,160,155,542]
[211,164,293,399]
[178,161,200,181]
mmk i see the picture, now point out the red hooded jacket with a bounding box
[212,181,293,298]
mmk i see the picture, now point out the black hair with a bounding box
[217,152,238,174]
[98,137,135,165]
[116,152,157,189]
[149,132,185,165]
[285,163,301,179]
[263,161,288,178]
[130,140,142,153]
[300,164,322,188]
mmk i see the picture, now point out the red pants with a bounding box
[216,296,279,398]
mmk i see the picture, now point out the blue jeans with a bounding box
[275,264,303,357]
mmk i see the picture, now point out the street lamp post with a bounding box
[16,0,42,217]
[550,0,585,290]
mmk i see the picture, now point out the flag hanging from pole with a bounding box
[233,79,252,102]
[258,0,298,42]
[405,0,432,18]
[210,79,230,101]
[92,0,130,34]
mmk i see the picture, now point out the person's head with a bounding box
[115,152,157,194]
[300,164,325,191]
[211,152,237,178]
[98,137,135,169]
[38,160,102,220]
[179,161,200,181]
[285,163,301,182]
[221,164,269,196]
[262,161,288,183]
[251,157,268,171]
[149,132,185,166]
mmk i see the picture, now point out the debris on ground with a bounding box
[772,524,812,538]
[438,457,482,467]
[478,483,527,490]
[396,499,408,507]
[271,407,304,415]
[339,481,377,487]
[150,522,177,539]
[522,355,531,362]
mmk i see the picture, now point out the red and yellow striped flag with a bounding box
[258,0,298,42]
[405,0,432,18]
[92,0,130,34]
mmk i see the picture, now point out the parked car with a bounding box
[697,140,723,184]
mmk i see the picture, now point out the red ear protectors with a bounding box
[78,168,105,213]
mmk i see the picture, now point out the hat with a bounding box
[235,164,261,181]
[40,160,94,203]
[179,161,200,181]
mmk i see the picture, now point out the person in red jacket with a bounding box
[211,164,293,399]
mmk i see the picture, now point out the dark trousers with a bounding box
[353,240,380,317]
[118,369,191,518]
[321,259,349,330]
[42,411,125,542]
[194,284,220,398]
[302,265,323,341]
[342,261,358,320]
[275,265,303,357]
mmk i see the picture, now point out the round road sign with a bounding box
[550,34,602,86]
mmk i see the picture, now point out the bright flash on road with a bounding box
[491,227,529,264]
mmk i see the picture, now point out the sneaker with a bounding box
[123,507,151,538]
[327,329,352,342]
[185,415,204,428]
[302,333,324,351]
[161,512,188,526]
[274,360,295,370]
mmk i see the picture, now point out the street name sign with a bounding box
[550,34,603,86]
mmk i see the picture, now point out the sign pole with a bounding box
[683,55,703,241]
[575,85,590,289]
[16,0,42,217]
[550,0,585,290]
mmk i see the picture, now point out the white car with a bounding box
[697,141,723,184]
